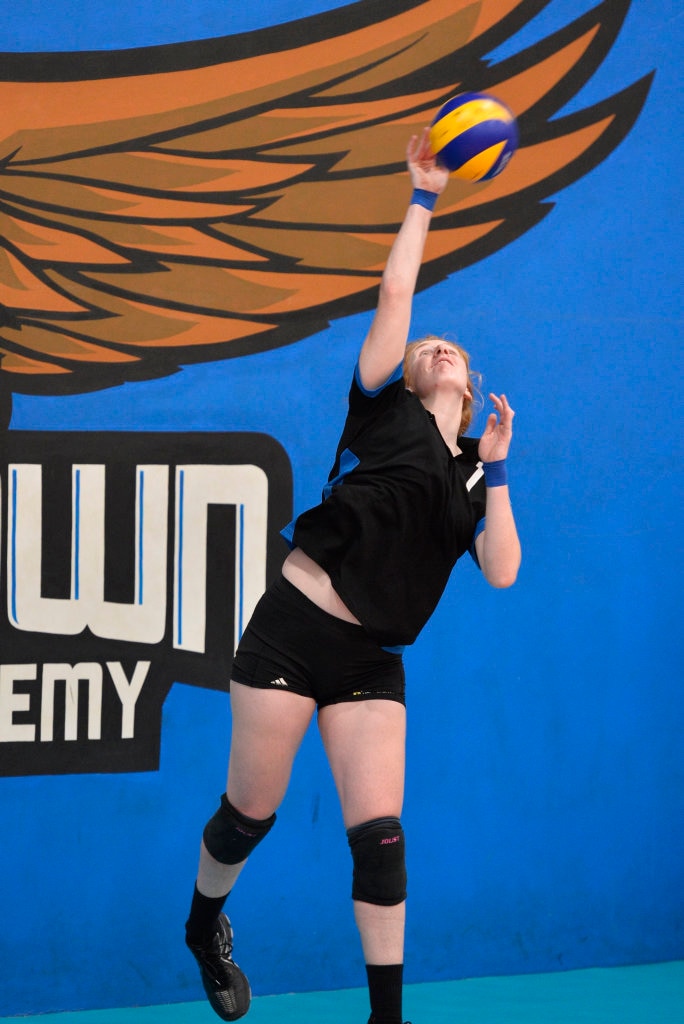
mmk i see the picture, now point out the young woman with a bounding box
[185,128,521,1024]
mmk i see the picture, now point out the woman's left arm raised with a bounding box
[474,393,522,588]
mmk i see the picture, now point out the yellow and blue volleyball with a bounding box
[429,92,518,181]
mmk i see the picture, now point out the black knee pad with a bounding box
[203,793,276,865]
[346,816,407,906]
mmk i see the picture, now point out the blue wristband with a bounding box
[411,188,438,212]
[483,459,508,487]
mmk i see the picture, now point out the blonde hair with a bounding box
[403,335,483,436]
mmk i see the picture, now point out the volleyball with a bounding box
[429,92,518,181]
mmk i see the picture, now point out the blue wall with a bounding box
[1,0,682,1015]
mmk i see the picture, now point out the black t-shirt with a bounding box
[283,364,487,648]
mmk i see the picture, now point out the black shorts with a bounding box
[231,576,405,709]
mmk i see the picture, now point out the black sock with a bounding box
[185,884,229,946]
[366,963,404,1024]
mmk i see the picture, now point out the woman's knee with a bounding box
[346,816,407,905]
[203,793,276,865]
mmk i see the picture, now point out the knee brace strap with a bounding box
[346,816,407,906]
[203,794,276,865]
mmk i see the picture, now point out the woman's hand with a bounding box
[407,128,450,195]
[478,393,515,463]
[475,392,521,587]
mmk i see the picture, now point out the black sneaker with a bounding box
[187,913,251,1021]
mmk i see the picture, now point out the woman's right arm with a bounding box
[357,129,449,392]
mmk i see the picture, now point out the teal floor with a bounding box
[3,961,682,1024]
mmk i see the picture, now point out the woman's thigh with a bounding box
[226,681,316,819]
[318,698,406,829]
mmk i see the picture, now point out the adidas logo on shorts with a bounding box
[270,677,288,687]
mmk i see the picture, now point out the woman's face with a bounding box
[407,339,472,401]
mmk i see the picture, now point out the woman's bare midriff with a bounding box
[282,548,361,625]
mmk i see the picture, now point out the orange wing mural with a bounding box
[0,0,652,396]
